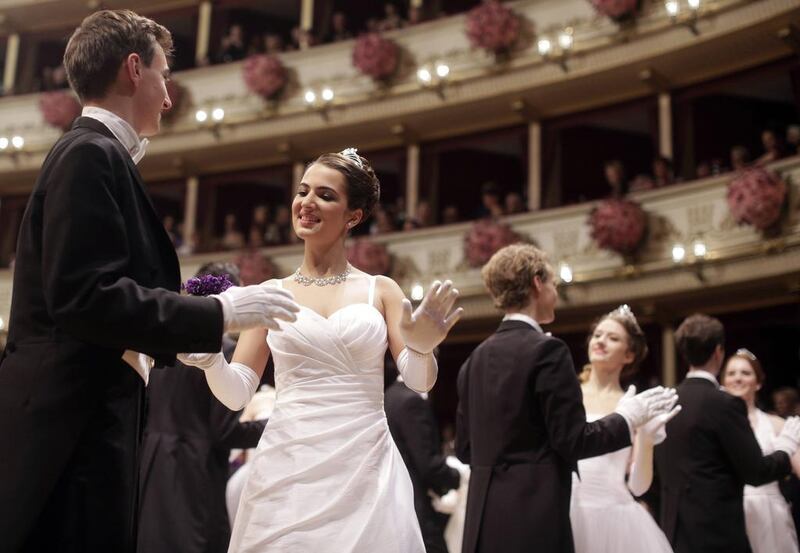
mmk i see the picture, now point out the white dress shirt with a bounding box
[686,369,720,388]
[81,106,149,164]
[502,313,543,334]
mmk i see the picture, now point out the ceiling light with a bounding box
[688,0,700,9]
[411,283,424,301]
[558,29,573,50]
[692,240,707,258]
[321,87,334,102]
[559,262,573,284]
[211,107,225,122]
[304,89,317,104]
[671,243,686,263]
[0,137,8,150]
[665,0,679,17]
[11,136,24,149]
[537,38,552,56]
[416,67,432,84]
[195,109,208,123]
[435,63,450,78]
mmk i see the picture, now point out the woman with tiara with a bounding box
[570,305,678,553]
[179,148,464,552]
[721,349,800,553]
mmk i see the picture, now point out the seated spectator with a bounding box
[730,145,751,172]
[162,215,182,248]
[370,205,397,235]
[407,6,426,25]
[251,204,270,237]
[477,181,505,219]
[235,250,276,285]
[219,213,245,250]
[265,205,293,245]
[603,159,627,197]
[215,24,247,64]
[652,156,675,187]
[263,33,284,55]
[786,125,800,156]
[378,3,404,31]
[442,204,461,224]
[695,160,712,179]
[504,192,526,214]
[404,200,434,230]
[627,174,655,193]
[248,225,265,248]
[289,26,316,51]
[327,12,353,42]
[365,18,380,33]
[754,129,785,166]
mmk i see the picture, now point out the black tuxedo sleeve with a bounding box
[455,360,471,464]
[534,338,631,463]
[716,394,791,486]
[396,392,460,495]
[41,141,222,354]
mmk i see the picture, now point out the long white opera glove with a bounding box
[178,352,259,411]
[397,347,438,393]
[614,385,679,432]
[627,405,682,497]
[400,280,464,355]
[774,416,800,456]
[213,283,299,333]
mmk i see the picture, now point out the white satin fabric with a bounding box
[744,409,799,553]
[228,277,424,553]
[570,413,673,553]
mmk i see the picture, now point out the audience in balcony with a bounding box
[754,129,786,167]
[289,26,317,51]
[264,205,295,245]
[162,215,182,248]
[476,182,505,219]
[370,206,398,235]
[504,192,526,215]
[787,125,800,156]
[215,24,247,64]
[604,159,627,198]
[219,213,246,250]
[442,204,462,224]
[730,145,751,172]
[327,12,353,43]
[39,64,69,92]
[404,200,434,230]
[378,3,405,32]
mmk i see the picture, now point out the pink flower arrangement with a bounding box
[588,199,647,255]
[589,0,640,21]
[39,91,81,132]
[727,168,787,231]
[242,54,287,100]
[465,0,521,55]
[464,219,521,268]
[352,33,399,81]
[346,238,392,275]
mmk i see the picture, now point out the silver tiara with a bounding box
[607,304,642,332]
[340,147,364,169]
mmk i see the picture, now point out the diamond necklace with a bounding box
[293,264,352,287]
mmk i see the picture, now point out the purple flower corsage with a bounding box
[182,274,234,296]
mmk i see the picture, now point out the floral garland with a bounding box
[39,91,82,132]
[727,167,787,232]
[464,218,521,268]
[346,238,392,275]
[587,198,647,255]
[242,54,288,100]
[465,0,521,56]
[352,33,399,82]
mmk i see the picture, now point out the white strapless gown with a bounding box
[570,414,673,553]
[743,409,799,553]
[228,279,424,552]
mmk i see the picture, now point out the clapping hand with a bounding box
[615,385,680,429]
[400,280,464,354]
[637,404,682,445]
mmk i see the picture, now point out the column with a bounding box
[405,143,420,219]
[183,176,199,251]
[661,324,676,387]
[300,0,314,32]
[658,92,673,159]
[527,121,542,211]
[195,1,212,66]
[3,34,20,96]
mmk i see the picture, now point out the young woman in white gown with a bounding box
[721,349,800,553]
[179,149,463,553]
[569,305,678,553]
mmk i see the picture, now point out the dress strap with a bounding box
[368,275,377,307]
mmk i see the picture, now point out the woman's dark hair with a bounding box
[311,151,380,224]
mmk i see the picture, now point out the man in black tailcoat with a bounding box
[384,357,461,553]
[456,244,679,553]
[0,11,298,553]
[655,314,800,553]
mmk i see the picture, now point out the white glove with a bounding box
[774,416,800,457]
[614,385,679,429]
[177,352,259,411]
[637,405,682,445]
[400,280,463,354]
[397,347,438,393]
[213,283,299,333]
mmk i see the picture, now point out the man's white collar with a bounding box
[502,313,543,334]
[81,106,149,164]
[686,369,720,387]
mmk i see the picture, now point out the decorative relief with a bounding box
[687,203,715,235]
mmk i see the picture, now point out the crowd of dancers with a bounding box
[0,8,798,553]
